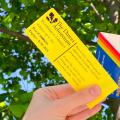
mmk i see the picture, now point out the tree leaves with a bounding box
[9,104,28,118]
[8,92,33,117]
[1,0,9,11]
[19,0,35,6]
[0,0,120,119]
[0,102,6,108]
[3,13,14,24]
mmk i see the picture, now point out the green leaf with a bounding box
[3,13,14,25]
[81,29,87,35]
[61,12,67,18]
[0,102,6,108]
[1,1,9,11]
[20,70,28,79]
[9,104,28,118]
[19,92,33,103]
[84,23,93,29]
[20,0,35,6]
[95,23,107,31]
[75,18,81,23]
[107,23,114,31]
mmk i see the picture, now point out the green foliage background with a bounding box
[0,0,120,119]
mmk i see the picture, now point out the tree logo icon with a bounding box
[46,12,58,23]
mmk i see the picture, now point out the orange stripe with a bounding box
[99,32,120,58]
[99,38,120,61]
[98,40,120,67]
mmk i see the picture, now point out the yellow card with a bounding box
[25,8,118,108]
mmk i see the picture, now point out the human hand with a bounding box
[23,84,102,120]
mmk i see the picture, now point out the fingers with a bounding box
[46,84,75,98]
[56,85,101,114]
[33,84,75,100]
[68,105,87,116]
[67,104,101,120]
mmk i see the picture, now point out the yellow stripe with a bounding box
[98,40,120,67]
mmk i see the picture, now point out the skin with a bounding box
[23,84,102,120]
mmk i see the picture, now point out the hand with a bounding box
[23,84,102,120]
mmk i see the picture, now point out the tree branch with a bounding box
[90,2,104,21]
[99,0,120,24]
[86,0,104,21]
[0,27,30,41]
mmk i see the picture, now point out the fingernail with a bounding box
[89,85,101,96]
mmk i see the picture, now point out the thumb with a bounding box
[55,85,101,114]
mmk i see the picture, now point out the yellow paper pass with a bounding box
[25,8,118,108]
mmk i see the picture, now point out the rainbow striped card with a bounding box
[96,32,120,98]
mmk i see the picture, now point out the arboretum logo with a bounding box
[46,12,58,23]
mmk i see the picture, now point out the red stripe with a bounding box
[99,32,120,59]
[98,40,120,65]
[99,38,120,61]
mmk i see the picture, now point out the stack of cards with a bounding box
[96,32,120,98]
